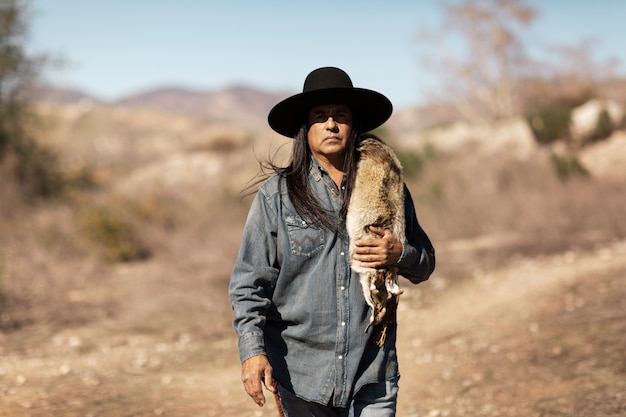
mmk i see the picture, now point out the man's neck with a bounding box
[315,155,345,188]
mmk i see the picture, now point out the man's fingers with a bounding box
[356,227,393,247]
[242,371,266,406]
[368,225,386,237]
[264,367,277,393]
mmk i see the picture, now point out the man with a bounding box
[229,67,435,416]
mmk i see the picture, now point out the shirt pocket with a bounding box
[285,214,325,257]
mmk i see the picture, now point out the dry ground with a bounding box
[1,236,624,417]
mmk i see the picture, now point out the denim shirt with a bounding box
[229,161,435,408]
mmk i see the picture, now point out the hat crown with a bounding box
[303,67,353,93]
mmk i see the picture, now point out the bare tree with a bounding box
[418,0,538,122]
[545,38,621,97]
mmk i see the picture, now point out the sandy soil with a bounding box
[1,239,625,417]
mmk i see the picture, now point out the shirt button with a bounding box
[340,252,345,256]
[338,355,343,360]
[340,286,345,291]
[341,322,346,326]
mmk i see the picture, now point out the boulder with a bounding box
[570,99,625,145]
[579,130,626,181]
[412,117,537,160]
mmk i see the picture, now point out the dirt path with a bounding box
[1,240,625,416]
[397,240,626,416]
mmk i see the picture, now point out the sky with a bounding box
[29,0,626,110]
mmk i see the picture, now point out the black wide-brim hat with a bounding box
[268,67,393,138]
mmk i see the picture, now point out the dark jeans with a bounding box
[277,377,399,417]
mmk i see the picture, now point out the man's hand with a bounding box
[241,354,276,407]
[353,226,403,268]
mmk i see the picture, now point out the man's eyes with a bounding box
[334,113,351,122]
[312,112,350,121]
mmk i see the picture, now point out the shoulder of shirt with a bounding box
[258,173,287,199]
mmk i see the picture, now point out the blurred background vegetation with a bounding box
[0,0,624,415]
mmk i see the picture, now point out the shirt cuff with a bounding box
[396,239,409,265]
[238,331,266,363]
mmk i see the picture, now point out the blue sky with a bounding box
[29,0,626,109]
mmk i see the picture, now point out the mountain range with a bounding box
[31,83,462,137]
[32,84,293,128]
[34,77,626,138]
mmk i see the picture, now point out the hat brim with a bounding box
[268,87,392,138]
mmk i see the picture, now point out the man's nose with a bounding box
[325,116,338,129]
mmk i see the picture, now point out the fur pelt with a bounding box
[347,135,405,346]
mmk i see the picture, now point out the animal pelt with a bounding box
[347,135,405,346]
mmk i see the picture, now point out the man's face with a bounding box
[307,104,353,164]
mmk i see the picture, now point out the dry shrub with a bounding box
[122,192,182,232]
[409,147,626,274]
[525,103,573,145]
[0,262,32,331]
[74,197,150,262]
[84,187,248,338]
[549,151,589,181]
[0,200,121,331]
